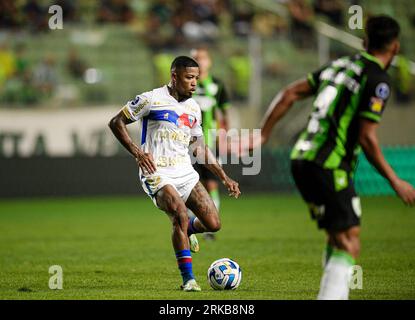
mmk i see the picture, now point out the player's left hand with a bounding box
[222,177,241,199]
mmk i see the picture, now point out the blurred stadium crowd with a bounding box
[1,0,368,36]
[0,0,414,107]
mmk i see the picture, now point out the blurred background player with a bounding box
[190,47,231,241]
[250,15,415,300]
[108,56,240,291]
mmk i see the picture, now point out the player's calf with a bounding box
[171,211,190,240]
[329,227,361,259]
[186,182,222,234]
[187,214,221,235]
[318,227,360,300]
[203,216,221,233]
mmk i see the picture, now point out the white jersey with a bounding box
[122,85,203,180]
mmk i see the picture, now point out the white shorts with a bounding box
[140,168,200,208]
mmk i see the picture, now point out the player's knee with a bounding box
[210,223,221,233]
[208,217,221,232]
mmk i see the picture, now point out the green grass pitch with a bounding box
[0,194,414,300]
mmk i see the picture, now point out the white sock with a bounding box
[317,251,354,300]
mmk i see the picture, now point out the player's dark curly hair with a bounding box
[170,56,199,72]
[366,15,400,52]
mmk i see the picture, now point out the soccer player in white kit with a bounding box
[109,56,240,291]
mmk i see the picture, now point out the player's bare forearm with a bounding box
[108,111,156,173]
[202,146,228,181]
[191,138,226,179]
[359,119,415,205]
[108,111,141,158]
[359,119,398,184]
[261,78,313,144]
[190,137,240,198]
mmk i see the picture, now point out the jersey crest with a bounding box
[177,113,196,128]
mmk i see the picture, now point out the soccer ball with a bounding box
[207,258,242,290]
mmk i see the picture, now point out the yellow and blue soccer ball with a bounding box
[207,258,242,290]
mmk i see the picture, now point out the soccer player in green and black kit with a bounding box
[252,15,415,299]
[191,47,231,241]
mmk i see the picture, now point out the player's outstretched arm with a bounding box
[108,111,156,174]
[190,137,240,199]
[359,119,415,206]
[260,78,313,145]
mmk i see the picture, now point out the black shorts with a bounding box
[194,163,217,182]
[291,159,361,232]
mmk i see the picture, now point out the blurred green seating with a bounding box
[8,25,155,106]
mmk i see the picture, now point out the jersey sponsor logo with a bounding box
[319,69,360,93]
[369,97,384,113]
[375,82,390,99]
[130,95,141,106]
[154,129,191,145]
[156,155,188,167]
[332,58,362,76]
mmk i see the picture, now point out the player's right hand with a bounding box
[391,178,415,206]
[136,152,157,175]
[222,177,241,199]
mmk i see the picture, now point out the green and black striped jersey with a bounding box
[291,51,392,173]
[192,75,230,149]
